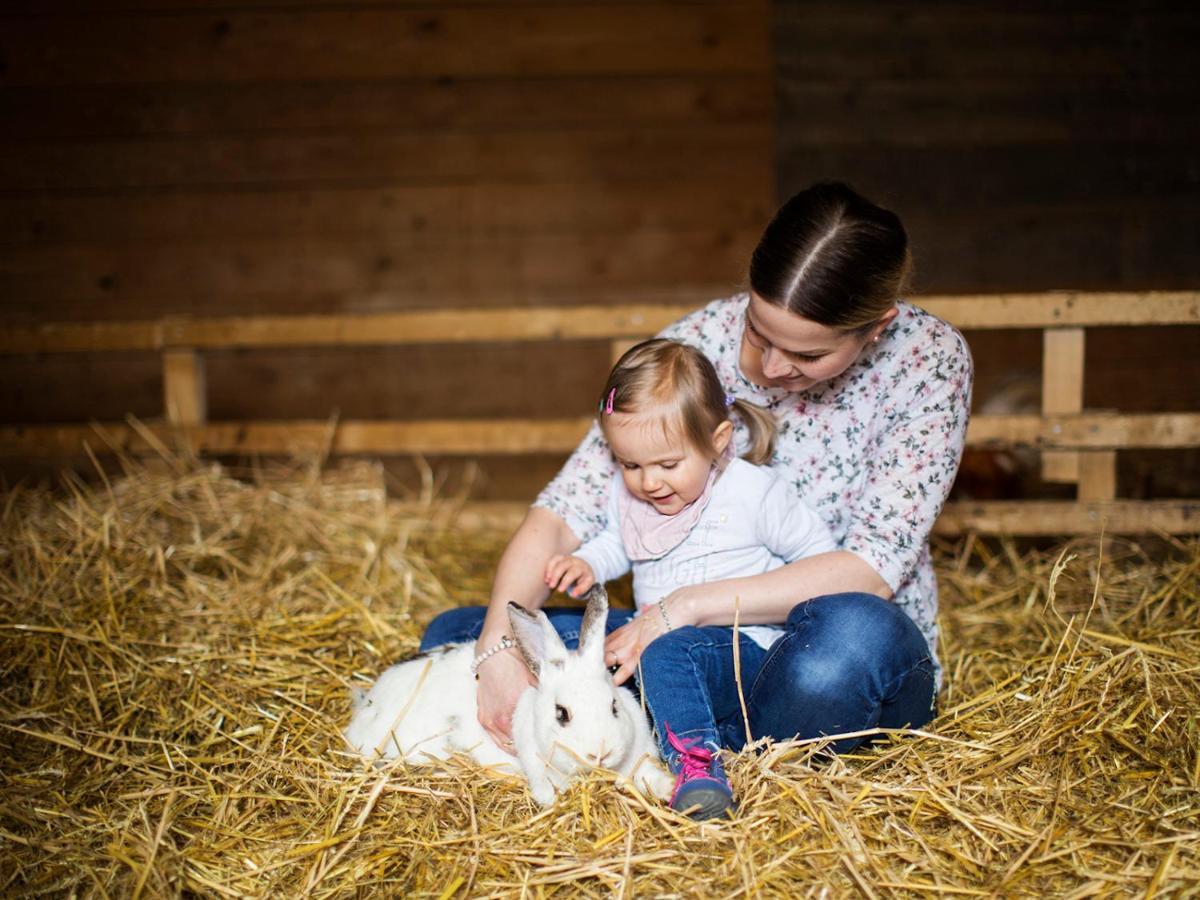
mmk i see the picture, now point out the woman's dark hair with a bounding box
[749,182,912,331]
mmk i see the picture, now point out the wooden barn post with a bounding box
[163,349,207,427]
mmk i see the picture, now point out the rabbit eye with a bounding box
[555,704,571,726]
[611,699,619,718]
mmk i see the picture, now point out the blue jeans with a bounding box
[419,592,936,767]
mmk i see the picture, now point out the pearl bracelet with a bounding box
[657,598,674,632]
[470,636,514,680]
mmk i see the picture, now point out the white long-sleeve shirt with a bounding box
[574,458,837,648]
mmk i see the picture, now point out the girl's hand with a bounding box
[544,554,596,598]
[603,599,676,686]
[475,649,536,754]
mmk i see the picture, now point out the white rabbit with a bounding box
[344,585,674,806]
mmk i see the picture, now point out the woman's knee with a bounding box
[786,592,928,659]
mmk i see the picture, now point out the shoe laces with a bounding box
[665,724,716,786]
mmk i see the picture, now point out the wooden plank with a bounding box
[389,499,1200,536]
[966,413,1200,450]
[10,0,737,9]
[0,178,771,245]
[0,228,761,314]
[776,144,1200,215]
[162,350,206,427]
[0,6,770,86]
[0,418,595,458]
[0,303,692,353]
[932,500,1200,536]
[4,293,1198,355]
[1042,450,1078,487]
[918,292,1200,329]
[0,320,169,354]
[776,77,1200,147]
[1041,328,1084,483]
[0,75,769,141]
[774,7,1199,81]
[6,412,1199,459]
[0,125,770,191]
[1077,451,1118,502]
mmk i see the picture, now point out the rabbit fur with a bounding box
[344,585,673,806]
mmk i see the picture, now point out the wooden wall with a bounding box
[774,1,1199,292]
[774,1,1200,500]
[4,2,1198,503]
[0,0,774,493]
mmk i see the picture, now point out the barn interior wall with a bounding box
[0,1,774,474]
[2,2,1197,500]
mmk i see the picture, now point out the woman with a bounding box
[421,182,973,819]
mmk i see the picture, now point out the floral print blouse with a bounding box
[534,294,974,680]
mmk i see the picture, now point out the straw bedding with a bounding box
[1,458,1197,897]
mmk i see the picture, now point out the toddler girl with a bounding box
[544,338,835,818]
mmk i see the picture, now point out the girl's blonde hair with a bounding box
[598,338,776,465]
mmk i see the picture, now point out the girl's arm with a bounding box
[567,481,631,587]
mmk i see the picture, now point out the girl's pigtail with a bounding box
[730,399,777,465]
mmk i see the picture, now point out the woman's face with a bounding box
[738,292,896,392]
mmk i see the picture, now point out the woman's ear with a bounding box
[867,306,900,343]
[712,419,734,456]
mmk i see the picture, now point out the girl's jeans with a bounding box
[419,592,937,767]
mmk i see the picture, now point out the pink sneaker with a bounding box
[666,725,735,820]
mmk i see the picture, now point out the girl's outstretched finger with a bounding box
[543,555,567,588]
[564,569,594,597]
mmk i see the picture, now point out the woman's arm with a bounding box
[474,506,581,750]
[604,550,887,685]
[674,549,891,626]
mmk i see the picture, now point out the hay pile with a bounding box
[1,459,1197,897]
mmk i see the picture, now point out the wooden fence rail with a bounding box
[3,290,1199,535]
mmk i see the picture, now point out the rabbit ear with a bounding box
[577,584,609,666]
[507,602,567,679]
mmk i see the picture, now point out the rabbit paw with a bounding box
[527,778,557,807]
[624,757,675,801]
[640,767,676,802]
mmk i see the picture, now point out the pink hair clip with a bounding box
[604,387,616,415]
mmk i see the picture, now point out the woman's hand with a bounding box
[474,506,580,753]
[603,599,679,686]
[475,650,536,754]
[544,554,595,598]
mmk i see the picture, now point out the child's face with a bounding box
[604,413,732,516]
